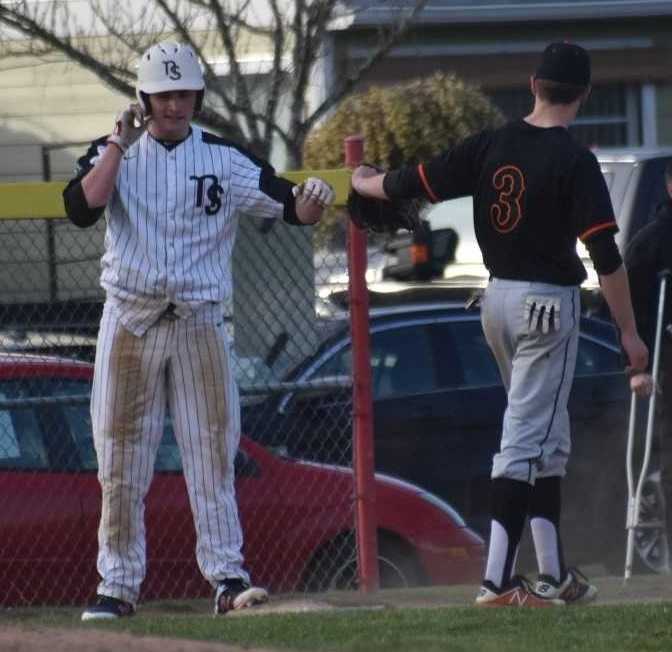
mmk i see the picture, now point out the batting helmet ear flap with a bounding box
[137,91,152,116]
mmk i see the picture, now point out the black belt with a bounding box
[161,301,219,322]
[162,303,178,321]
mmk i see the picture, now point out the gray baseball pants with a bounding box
[480,278,580,484]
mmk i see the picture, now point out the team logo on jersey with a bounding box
[490,165,526,233]
[162,60,182,80]
[191,174,224,215]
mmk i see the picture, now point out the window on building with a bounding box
[487,84,641,148]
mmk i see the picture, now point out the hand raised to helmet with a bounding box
[107,103,148,153]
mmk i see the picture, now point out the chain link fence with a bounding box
[0,190,369,605]
[0,169,486,607]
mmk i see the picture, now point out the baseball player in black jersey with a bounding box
[62,41,334,621]
[352,42,649,607]
[625,161,672,542]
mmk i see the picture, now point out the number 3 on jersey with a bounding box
[490,165,526,233]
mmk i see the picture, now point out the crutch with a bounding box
[624,269,671,581]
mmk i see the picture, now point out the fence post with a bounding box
[41,145,58,302]
[344,135,379,593]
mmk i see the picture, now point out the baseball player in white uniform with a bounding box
[62,41,334,620]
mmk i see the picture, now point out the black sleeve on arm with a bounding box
[258,166,303,226]
[420,131,490,202]
[63,179,105,228]
[584,230,622,275]
[62,136,109,228]
[572,149,618,244]
[383,165,426,201]
[383,131,489,203]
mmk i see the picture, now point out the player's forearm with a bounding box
[598,264,638,336]
[350,169,389,199]
[81,144,123,208]
[352,164,428,202]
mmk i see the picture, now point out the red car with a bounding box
[0,353,484,606]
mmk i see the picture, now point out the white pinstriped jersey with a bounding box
[75,125,288,335]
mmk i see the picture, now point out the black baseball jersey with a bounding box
[624,199,672,352]
[385,120,617,285]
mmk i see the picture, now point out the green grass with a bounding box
[6,603,672,652]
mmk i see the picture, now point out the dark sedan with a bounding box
[242,297,632,572]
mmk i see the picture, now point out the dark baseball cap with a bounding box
[535,42,591,86]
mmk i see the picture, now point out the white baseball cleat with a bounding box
[534,567,597,604]
[214,578,269,615]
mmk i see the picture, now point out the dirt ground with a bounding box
[3,573,672,652]
[0,627,278,652]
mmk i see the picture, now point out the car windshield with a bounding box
[0,376,90,471]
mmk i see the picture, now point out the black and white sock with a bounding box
[529,476,566,583]
[483,477,532,591]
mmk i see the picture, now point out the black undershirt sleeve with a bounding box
[281,201,302,225]
[383,166,426,201]
[62,136,109,228]
[63,179,105,228]
[258,166,304,226]
[583,230,622,275]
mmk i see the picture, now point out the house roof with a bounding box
[331,1,672,29]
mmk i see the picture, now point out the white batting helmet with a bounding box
[136,41,205,114]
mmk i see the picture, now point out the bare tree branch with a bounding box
[190,0,273,36]
[288,0,308,140]
[152,0,247,143]
[0,43,55,60]
[0,0,429,166]
[207,0,262,146]
[0,5,136,98]
[89,1,151,56]
[304,0,431,134]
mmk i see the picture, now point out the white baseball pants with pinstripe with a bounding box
[480,278,580,485]
[91,301,249,605]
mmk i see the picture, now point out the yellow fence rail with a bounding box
[0,169,352,220]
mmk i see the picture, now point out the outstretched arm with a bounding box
[351,166,389,199]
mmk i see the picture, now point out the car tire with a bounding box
[303,532,424,591]
[376,535,425,589]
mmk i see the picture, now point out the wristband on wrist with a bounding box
[106,136,127,154]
